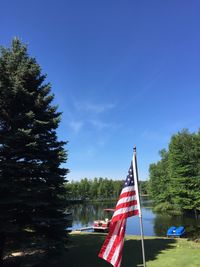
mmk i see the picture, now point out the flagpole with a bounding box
[133,146,146,267]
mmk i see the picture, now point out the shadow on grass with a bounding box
[59,233,176,267]
[4,233,176,267]
[123,238,176,267]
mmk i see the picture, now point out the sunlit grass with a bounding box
[63,232,200,267]
[6,232,200,266]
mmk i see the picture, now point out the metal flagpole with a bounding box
[132,146,146,267]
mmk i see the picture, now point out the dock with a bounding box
[75,226,93,232]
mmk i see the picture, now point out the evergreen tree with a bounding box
[0,39,69,262]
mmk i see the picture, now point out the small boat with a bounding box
[93,208,114,232]
[167,226,186,237]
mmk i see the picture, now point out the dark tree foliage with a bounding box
[65,177,148,200]
[65,178,123,200]
[148,149,170,205]
[138,181,149,195]
[148,129,200,216]
[169,129,200,215]
[0,39,69,262]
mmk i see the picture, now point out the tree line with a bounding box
[65,178,148,200]
[148,129,200,217]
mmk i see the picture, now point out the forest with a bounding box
[65,177,148,201]
[148,129,200,217]
[66,129,200,219]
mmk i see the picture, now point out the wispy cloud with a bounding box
[64,99,119,134]
[90,119,122,131]
[90,119,109,130]
[69,120,83,133]
[74,101,115,114]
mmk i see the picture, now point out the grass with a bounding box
[5,232,200,266]
[64,232,200,267]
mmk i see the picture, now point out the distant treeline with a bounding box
[148,129,200,217]
[65,177,148,201]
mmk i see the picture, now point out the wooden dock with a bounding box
[75,226,93,232]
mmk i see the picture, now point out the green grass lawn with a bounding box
[8,232,200,267]
[62,232,200,267]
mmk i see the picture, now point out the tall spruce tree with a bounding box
[0,39,69,262]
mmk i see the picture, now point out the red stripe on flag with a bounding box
[98,219,126,267]
[98,221,121,260]
[107,220,126,263]
[112,210,139,223]
[118,190,136,200]
[98,157,141,267]
[115,200,137,211]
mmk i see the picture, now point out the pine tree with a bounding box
[0,39,69,262]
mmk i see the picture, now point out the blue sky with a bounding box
[1,1,200,180]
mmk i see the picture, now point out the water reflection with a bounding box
[68,197,199,236]
[69,201,115,227]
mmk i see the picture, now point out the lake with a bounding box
[67,197,199,237]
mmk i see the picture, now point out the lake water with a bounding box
[68,197,199,237]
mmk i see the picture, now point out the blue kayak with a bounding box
[167,226,186,237]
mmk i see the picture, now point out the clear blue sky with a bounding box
[1,1,200,180]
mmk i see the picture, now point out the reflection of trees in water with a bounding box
[140,196,153,208]
[70,201,116,226]
[69,198,153,228]
[68,198,199,236]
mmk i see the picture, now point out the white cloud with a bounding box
[65,99,119,135]
[90,119,109,130]
[90,119,122,131]
[74,100,115,114]
[69,120,83,133]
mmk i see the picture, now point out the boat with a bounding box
[93,208,114,232]
[167,226,186,237]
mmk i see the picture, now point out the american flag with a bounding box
[98,159,141,267]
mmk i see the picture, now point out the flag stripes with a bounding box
[98,219,126,267]
[112,185,138,223]
[112,206,139,222]
[98,159,140,267]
